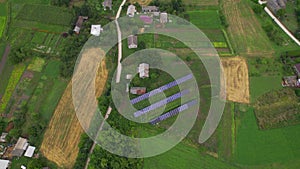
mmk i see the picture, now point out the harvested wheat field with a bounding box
[40,49,108,168]
[221,57,249,103]
[222,0,273,56]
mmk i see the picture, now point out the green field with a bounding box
[0,2,7,16]
[235,107,300,165]
[16,4,73,26]
[250,76,283,102]
[144,141,238,169]
[188,10,221,29]
[281,1,298,33]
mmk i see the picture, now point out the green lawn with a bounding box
[235,107,300,165]
[250,76,283,102]
[187,10,221,29]
[281,1,298,33]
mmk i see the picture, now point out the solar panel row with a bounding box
[130,74,193,104]
[149,100,198,125]
[133,90,190,117]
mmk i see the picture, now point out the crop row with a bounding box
[0,64,26,112]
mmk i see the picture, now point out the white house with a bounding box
[0,159,10,169]
[24,146,36,158]
[90,25,103,36]
[138,63,149,78]
[127,5,136,17]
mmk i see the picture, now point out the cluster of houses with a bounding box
[282,63,300,87]
[126,63,150,95]
[0,135,41,169]
[267,0,287,13]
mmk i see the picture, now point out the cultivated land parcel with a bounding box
[0,0,300,168]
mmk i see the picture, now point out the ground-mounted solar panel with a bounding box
[130,74,193,104]
[149,100,198,125]
[133,90,190,117]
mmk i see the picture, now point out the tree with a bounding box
[138,41,146,50]
[277,9,286,19]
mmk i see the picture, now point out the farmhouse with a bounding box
[140,15,153,25]
[11,137,28,157]
[102,0,112,10]
[142,6,159,13]
[0,159,10,169]
[160,12,168,23]
[24,146,35,158]
[267,0,287,13]
[90,25,103,36]
[128,35,138,49]
[127,5,136,17]
[130,87,147,95]
[138,63,149,78]
[294,63,300,76]
[73,16,88,34]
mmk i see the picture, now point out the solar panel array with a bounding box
[130,74,193,104]
[133,90,190,117]
[149,100,198,125]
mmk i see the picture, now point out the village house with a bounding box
[138,63,149,78]
[0,159,10,169]
[160,12,168,24]
[90,25,103,36]
[127,5,136,17]
[128,35,138,49]
[130,87,147,95]
[102,0,112,10]
[142,6,159,13]
[73,16,88,34]
[11,137,28,157]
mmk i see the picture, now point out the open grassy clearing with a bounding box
[250,76,283,102]
[0,2,7,17]
[221,57,250,103]
[16,4,73,26]
[10,0,50,5]
[41,50,108,168]
[235,106,300,165]
[144,141,238,169]
[222,0,274,56]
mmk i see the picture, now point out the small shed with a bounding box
[130,87,147,95]
[90,25,103,36]
[160,12,168,23]
[24,146,35,158]
[138,63,149,78]
[0,133,7,143]
[0,159,9,169]
[142,6,159,13]
[128,35,138,49]
[127,5,136,17]
[103,0,112,10]
[21,165,26,169]
[12,137,28,157]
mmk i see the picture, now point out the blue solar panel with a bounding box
[130,74,193,104]
[149,100,198,125]
[133,90,190,117]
